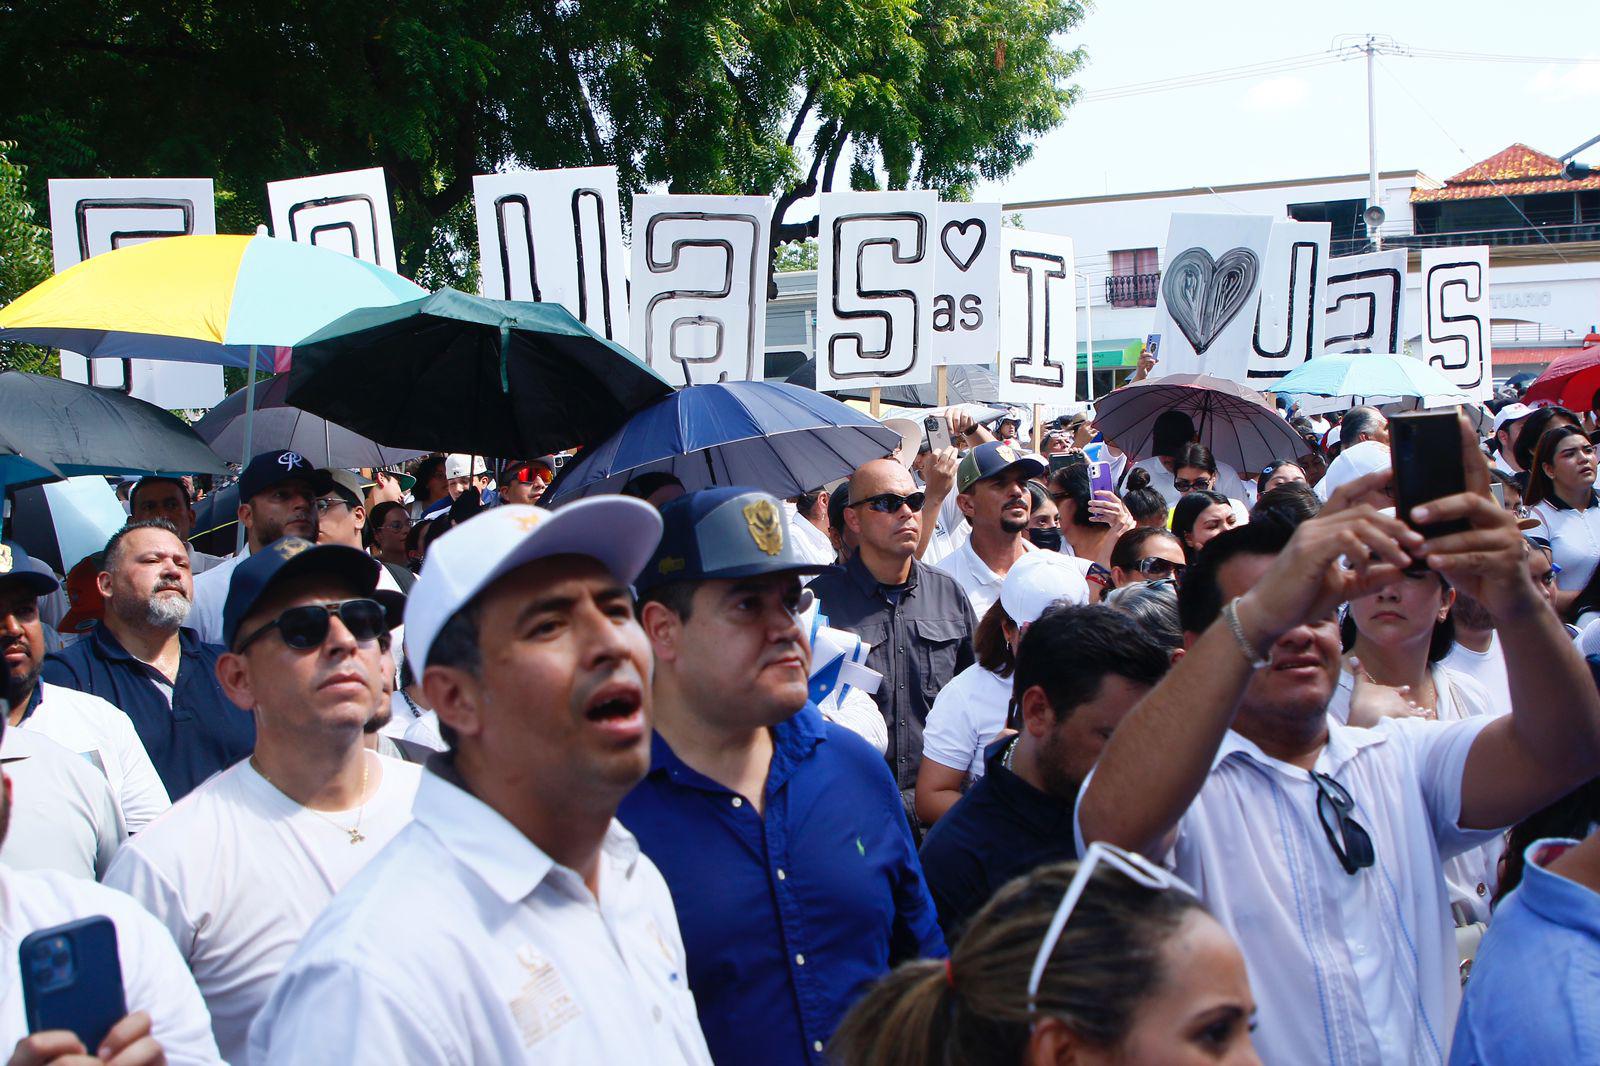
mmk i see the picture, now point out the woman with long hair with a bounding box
[1171,490,1236,563]
[1512,405,1580,475]
[1525,425,1600,623]
[831,852,1259,1066]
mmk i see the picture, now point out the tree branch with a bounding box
[785,80,820,148]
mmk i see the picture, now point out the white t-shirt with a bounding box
[921,662,1012,780]
[0,727,124,880]
[103,753,421,1065]
[0,867,222,1064]
[1440,635,1511,716]
[403,710,448,753]
[928,537,1037,619]
[188,551,248,646]
[783,503,837,568]
[24,682,171,831]
[1132,456,1250,508]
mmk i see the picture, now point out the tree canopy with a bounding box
[0,0,1086,287]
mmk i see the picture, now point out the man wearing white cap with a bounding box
[917,603,1171,939]
[1315,439,1391,503]
[442,453,490,500]
[1491,403,1533,476]
[249,501,713,1065]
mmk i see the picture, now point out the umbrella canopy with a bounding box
[547,381,901,504]
[1094,374,1308,472]
[1263,353,1466,404]
[785,358,1000,408]
[0,235,424,370]
[9,476,129,574]
[286,288,673,458]
[1522,343,1600,410]
[188,483,241,559]
[192,375,425,470]
[0,371,227,491]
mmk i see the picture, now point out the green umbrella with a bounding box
[285,288,673,458]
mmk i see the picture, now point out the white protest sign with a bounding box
[815,191,937,391]
[1245,219,1331,384]
[267,167,397,271]
[1151,213,1274,379]
[628,195,770,384]
[472,166,630,348]
[1421,245,1493,401]
[47,177,223,408]
[996,228,1076,407]
[1323,249,1407,355]
[932,202,1001,366]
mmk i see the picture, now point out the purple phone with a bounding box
[1088,460,1115,497]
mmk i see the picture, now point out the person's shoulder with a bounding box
[39,639,92,679]
[6,867,170,934]
[38,682,131,724]
[113,762,252,856]
[914,558,968,594]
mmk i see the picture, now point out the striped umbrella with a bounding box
[1093,374,1308,472]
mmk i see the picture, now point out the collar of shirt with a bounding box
[1210,715,1389,783]
[15,681,43,724]
[981,739,1077,835]
[90,621,205,667]
[1544,489,1600,512]
[844,551,919,601]
[1518,837,1600,941]
[646,704,828,802]
[417,756,641,905]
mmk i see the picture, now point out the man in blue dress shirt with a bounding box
[620,488,947,1066]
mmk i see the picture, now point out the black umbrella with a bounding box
[188,483,241,559]
[193,375,426,470]
[286,288,673,457]
[784,358,999,408]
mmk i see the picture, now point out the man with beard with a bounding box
[43,521,253,802]
[929,442,1046,617]
[187,450,332,644]
[0,533,169,830]
[105,537,419,1065]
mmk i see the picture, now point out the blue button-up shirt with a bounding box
[1451,836,1600,1065]
[41,624,254,800]
[619,702,946,1066]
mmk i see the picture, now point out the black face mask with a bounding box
[1026,527,1063,552]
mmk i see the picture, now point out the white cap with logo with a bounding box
[1000,551,1091,627]
[443,454,489,480]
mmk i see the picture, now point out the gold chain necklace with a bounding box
[254,753,372,845]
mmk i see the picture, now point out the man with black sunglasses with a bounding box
[1079,419,1600,1065]
[104,536,418,1065]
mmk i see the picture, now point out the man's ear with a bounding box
[352,505,367,528]
[844,505,863,537]
[237,501,253,531]
[1019,685,1055,737]
[424,663,484,743]
[639,600,684,663]
[215,651,255,711]
[95,571,114,599]
[956,491,976,520]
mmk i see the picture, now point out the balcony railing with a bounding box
[1386,221,1600,250]
[1105,272,1160,308]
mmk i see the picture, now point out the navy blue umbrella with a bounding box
[547,381,901,504]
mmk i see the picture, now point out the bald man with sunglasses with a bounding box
[104,538,420,1065]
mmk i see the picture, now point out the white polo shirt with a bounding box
[0,727,124,880]
[23,682,171,831]
[1132,456,1250,508]
[1530,493,1600,596]
[188,550,248,645]
[1078,713,1498,1066]
[929,538,1036,618]
[104,753,421,1065]
[921,662,1012,780]
[0,867,222,1064]
[248,764,713,1065]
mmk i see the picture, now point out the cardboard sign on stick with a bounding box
[1323,249,1408,355]
[1421,245,1493,401]
[932,202,1002,367]
[1151,213,1274,379]
[1245,219,1331,383]
[996,228,1077,407]
[267,167,397,271]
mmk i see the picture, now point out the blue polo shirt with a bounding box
[1451,837,1600,1064]
[619,702,946,1066]
[40,624,254,800]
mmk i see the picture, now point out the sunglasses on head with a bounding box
[850,491,926,514]
[1311,770,1376,875]
[235,598,387,654]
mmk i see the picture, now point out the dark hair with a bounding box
[1524,425,1590,508]
[974,600,1017,678]
[1178,521,1293,634]
[1339,571,1456,664]
[829,861,1205,1066]
[827,482,850,534]
[1250,483,1322,530]
[423,602,488,749]
[637,580,697,624]
[1498,776,1600,902]
[1171,443,1217,477]
[1170,491,1232,560]
[1120,467,1166,526]
[1256,460,1305,496]
[1109,527,1182,575]
[1151,411,1196,458]
[622,472,686,500]
[1105,581,1183,652]
[1047,464,1097,528]
[103,518,183,572]
[411,456,447,498]
[365,501,409,549]
[793,488,825,518]
[128,476,191,513]
[1026,480,1051,513]
[1514,406,1579,473]
[1013,604,1170,722]
[1339,407,1386,450]
[405,518,431,558]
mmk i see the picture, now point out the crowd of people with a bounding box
[3,371,1600,1065]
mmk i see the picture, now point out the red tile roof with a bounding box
[1410,144,1600,202]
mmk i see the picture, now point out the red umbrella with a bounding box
[1524,340,1600,410]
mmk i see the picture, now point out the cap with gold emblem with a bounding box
[635,487,839,596]
[0,542,61,598]
[223,536,381,650]
[956,440,1048,494]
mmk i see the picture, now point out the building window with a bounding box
[1106,248,1159,307]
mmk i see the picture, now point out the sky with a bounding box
[975,0,1600,206]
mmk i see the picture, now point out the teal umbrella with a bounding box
[1264,353,1467,403]
[285,288,673,458]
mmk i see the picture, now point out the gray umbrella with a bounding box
[193,374,425,470]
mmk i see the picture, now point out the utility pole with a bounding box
[1365,35,1381,250]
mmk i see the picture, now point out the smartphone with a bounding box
[923,416,953,454]
[1048,453,1076,474]
[20,917,127,1052]
[1489,481,1506,508]
[1145,333,1161,362]
[1088,460,1116,497]
[1390,411,1471,540]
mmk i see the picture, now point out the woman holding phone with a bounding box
[1525,425,1600,623]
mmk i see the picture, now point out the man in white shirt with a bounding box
[249,501,712,1065]
[0,539,169,831]
[104,537,419,1065]
[929,442,1044,617]
[1441,587,1512,713]
[1490,402,1531,476]
[784,489,837,567]
[129,476,226,574]
[188,450,332,644]
[1,725,124,880]
[1079,433,1600,1065]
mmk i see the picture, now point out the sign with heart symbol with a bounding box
[1152,213,1275,378]
[932,202,1001,366]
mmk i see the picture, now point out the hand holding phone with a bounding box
[1390,411,1471,541]
[923,415,954,455]
[20,917,127,1053]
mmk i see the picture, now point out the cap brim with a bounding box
[229,544,381,649]
[643,560,841,591]
[0,571,60,597]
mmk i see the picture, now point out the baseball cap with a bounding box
[321,469,371,509]
[444,454,489,481]
[0,543,59,597]
[222,537,380,650]
[1492,403,1533,434]
[957,441,1047,494]
[60,553,107,633]
[636,488,839,596]
[1315,440,1390,502]
[237,450,334,504]
[999,551,1090,625]
[404,499,664,670]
